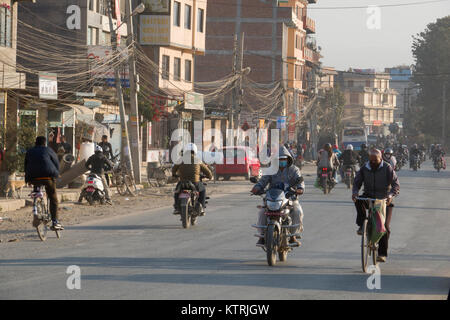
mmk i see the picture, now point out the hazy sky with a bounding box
[308,0,450,71]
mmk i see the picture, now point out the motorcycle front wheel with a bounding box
[266,224,278,266]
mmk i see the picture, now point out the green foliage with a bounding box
[411,16,450,144]
[317,86,346,139]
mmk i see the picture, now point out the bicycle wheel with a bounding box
[35,199,48,241]
[124,175,137,197]
[361,219,370,273]
[115,175,127,196]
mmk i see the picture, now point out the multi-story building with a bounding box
[137,0,207,152]
[337,69,398,134]
[0,0,26,158]
[195,0,320,144]
[384,66,418,127]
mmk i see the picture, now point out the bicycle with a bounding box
[111,157,138,197]
[31,186,62,241]
[356,197,387,273]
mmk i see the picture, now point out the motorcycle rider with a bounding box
[251,145,305,246]
[338,144,360,180]
[359,143,369,167]
[84,145,113,204]
[172,143,213,215]
[25,136,63,230]
[317,143,339,184]
[382,148,397,170]
[409,144,421,169]
[98,135,114,160]
[352,149,400,263]
[432,144,446,169]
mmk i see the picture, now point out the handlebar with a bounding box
[355,197,387,201]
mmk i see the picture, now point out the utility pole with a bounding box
[107,0,134,177]
[125,0,141,184]
[443,82,447,146]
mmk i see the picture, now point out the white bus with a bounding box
[342,127,367,151]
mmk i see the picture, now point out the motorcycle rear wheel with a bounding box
[180,199,191,229]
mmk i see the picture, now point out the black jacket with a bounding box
[353,161,400,199]
[24,146,60,182]
[339,150,360,166]
[98,142,114,160]
[85,152,113,174]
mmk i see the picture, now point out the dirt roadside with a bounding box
[0,179,251,243]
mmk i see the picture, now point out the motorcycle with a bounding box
[343,165,355,189]
[176,176,209,228]
[434,156,445,172]
[79,173,108,205]
[411,155,419,171]
[250,177,303,266]
[319,167,335,194]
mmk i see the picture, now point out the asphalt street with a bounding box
[0,160,449,299]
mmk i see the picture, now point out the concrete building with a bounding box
[337,69,398,135]
[137,0,207,156]
[0,0,27,157]
[195,0,320,143]
[384,66,418,127]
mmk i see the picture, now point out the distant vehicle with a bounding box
[342,127,368,151]
[215,146,261,181]
[367,134,378,145]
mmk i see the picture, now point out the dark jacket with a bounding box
[339,150,360,166]
[85,152,113,175]
[98,141,114,160]
[352,161,400,199]
[25,146,60,182]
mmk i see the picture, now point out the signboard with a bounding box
[143,0,170,13]
[373,120,382,126]
[39,72,58,100]
[276,116,287,129]
[184,92,204,111]
[83,99,102,108]
[139,15,170,45]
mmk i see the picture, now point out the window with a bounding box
[185,59,192,82]
[174,58,181,81]
[197,8,204,33]
[350,93,359,104]
[347,80,354,87]
[184,4,192,29]
[0,6,12,47]
[173,1,181,27]
[89,0,94,11]
[162,55,170,80]
[87,27,98,45]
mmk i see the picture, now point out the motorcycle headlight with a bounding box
[266,200,282,211]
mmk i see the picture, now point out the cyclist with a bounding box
[352,149,400,263]
[24,136,63,230]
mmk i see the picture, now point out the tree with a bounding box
[317,85,346,141]
[411,16,450,145]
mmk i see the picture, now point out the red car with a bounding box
[215,146,261,181]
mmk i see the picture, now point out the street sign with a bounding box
[277,116,286,129]
[39,72,58,100]
[184,92,204,111]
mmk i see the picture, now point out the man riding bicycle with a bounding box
[25,136,63,230]
[352,149,400,263]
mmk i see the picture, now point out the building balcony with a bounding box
[304,47,320,64]
[304,16,315,34]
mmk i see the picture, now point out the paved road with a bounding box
[0,160,449,299]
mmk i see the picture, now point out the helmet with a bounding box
[413,143,418,149]
[324,143,332,149]
[332,144,338,150]
[385,148,393,155]
[183,142,198,155]
[346,144,353,151]
[95,145,103,153]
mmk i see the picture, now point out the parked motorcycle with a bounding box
[79,173,108,205]
[176,176,209,228]
[251,177,302,266]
